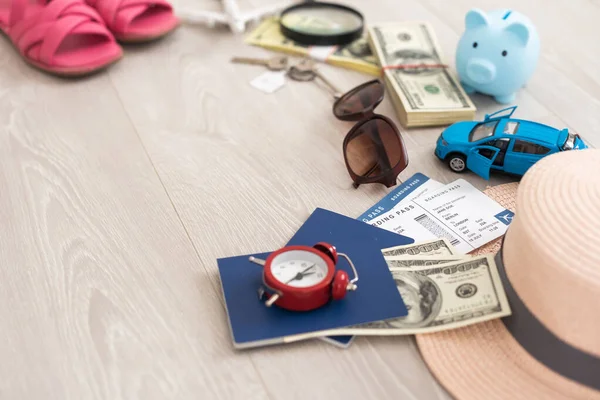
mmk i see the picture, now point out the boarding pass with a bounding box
[359,174,514,254]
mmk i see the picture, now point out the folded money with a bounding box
[384,255,463,268]
[368,22,477,128]
[245,17,380,76]
[318,239,511,337]
[381,238,457,257]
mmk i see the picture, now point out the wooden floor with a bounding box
[0,0,598,398]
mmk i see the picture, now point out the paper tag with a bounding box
[249,71,286,94]
[363,179,514,254]
[308,45,338,62]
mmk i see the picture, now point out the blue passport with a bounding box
[217,207,413,349]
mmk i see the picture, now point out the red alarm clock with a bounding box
[248,242,359,312]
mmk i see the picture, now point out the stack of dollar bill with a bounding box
[245,17,380,76]
[323,238,511,336]
[367,22,477,128]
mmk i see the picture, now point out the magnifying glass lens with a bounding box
[281,6,362,35]
[279,2,364,46]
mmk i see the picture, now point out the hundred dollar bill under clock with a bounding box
[318,255,511,336]
[381,238,458,258]
[384,255,464,268]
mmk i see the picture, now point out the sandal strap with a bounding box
[40,17,103,63]
[10,0,102,40]
[10,0,113,65]
[45,0,103,22]
[8,0,29,27]
[88,0,172,32]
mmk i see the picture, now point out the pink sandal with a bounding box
[0,0,123,76]
[85,0,179,43]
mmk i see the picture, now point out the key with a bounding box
[286,66,316,82]
[290,58,317,74]
[288,58,342,98]
[230,55,288,71]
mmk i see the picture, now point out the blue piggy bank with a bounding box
[456,9,540,104]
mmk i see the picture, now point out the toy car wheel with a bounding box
[448,154,467,173]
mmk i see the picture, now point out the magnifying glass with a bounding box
[279,1,364,46]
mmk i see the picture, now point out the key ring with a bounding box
[287,59,342,98]
[286,66,316,82]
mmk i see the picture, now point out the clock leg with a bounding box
[258,286,282,307]
[249,256,266,266]
[265,294,280,307]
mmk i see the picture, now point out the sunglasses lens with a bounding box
[333,80,384,119]
[345,118,407,179]
[346,131,382,178]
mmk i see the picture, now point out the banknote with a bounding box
[245,17,380,76]
[367,22,476,127]
[321,256,511,335]
[381,238,457,258]
[384,255,463,268]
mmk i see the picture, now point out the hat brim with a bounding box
[415,182,600,400]
[416,319,600,399]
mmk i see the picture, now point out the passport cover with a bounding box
[217,207,414,349]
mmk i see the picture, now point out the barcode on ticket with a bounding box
[414,214,460,246]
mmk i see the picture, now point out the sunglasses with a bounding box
[332,79,409,188]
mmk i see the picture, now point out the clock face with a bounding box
[269,250,330,288]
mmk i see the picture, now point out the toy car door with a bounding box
[483,106,517,122]
[466,146,500,180]
[503,139,551,176]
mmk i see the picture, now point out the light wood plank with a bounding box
[0,52,266,399]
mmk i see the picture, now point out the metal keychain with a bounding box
[287,58,342,99]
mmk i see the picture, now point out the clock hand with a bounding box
[284,263,316,284]
[299,264,316,274]
[298,272,315,279]
[284,273,302,284]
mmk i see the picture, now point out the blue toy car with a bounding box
[435,106,588,179]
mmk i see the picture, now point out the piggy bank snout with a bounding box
[466,58,496,85]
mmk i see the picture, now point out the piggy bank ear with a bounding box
[465,8,489,29]
[505,22,530,46]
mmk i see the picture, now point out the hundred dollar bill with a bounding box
[385,255,463,268]
[245,17,380,76]
[381,238,457,258]
[321,256,511,335]
[367,22,476,127]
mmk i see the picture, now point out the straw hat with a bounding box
[416,149,600,400]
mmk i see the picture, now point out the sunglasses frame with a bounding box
[333,79,409,188]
